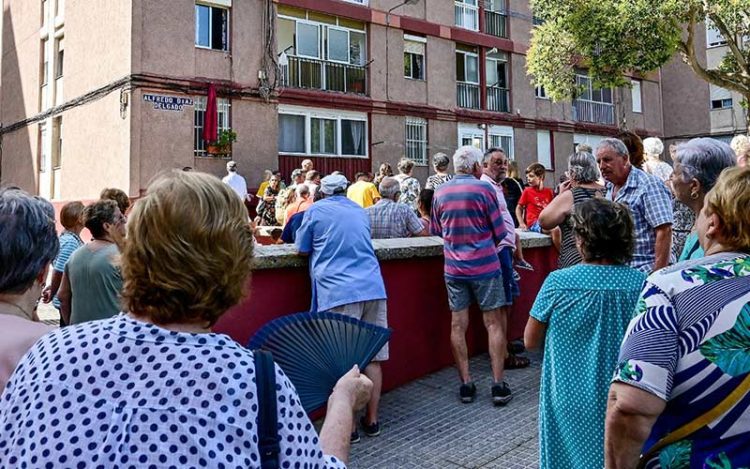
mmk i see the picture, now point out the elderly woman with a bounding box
[425,153,453,190]
[525,198,645,468]
[257,173,281,226]
[0,171,371,467]
[643,137,673,183]
[539,151,605,268]
[373,162,393,188]
[394,158,421,208]
[730,134,749,167]
[0,188,57,392]
[671,138,736,261]
[606,166,750,468]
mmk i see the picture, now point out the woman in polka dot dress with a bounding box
[524,198,646,469]
[0,170,372,468]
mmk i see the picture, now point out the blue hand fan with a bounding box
[248,311,392,413]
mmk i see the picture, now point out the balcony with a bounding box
[484,10,507,38]
[280,56,367,95]
[457,82,481,109]
[572,99,615,125]
[486,86,509,112]
[455,2,479,31]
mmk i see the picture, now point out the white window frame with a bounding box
[341,0,367,4]
[295,20,321,59]
[195,2,230,51]
[536,130,552,170]
[458,123,485,152]
[706,19,727,48]
[278,105,368,158]
[456,50,479,84]
[280,13,367,65]
[573,133,606,151]
[488,125,514,160]
[576,73,612,104]
[326,26,351,65]
[631,79,642,113]
[535,85,548,99]
[405,117,428,165]
[455,0,479,31]
[404,34,426,80]
[194,96,230,156]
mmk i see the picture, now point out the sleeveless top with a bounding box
[559,187,604,269]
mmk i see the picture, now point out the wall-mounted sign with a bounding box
[143,94,194,111]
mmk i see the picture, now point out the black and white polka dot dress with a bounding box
[0,314,345,468]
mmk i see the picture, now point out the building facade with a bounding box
[1,0,663,200]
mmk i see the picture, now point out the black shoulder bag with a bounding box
[255,350,281,469]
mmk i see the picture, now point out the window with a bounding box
[710,85,733,110]
[52,117,62,169]
[38,124,48,172]
[194,96,230,156]
[55,37,64,79]
[485,51,508,88]
[296,21,320,58]
[455,0,478,31]
[404,35,425,80]
[41,39,49,86]
[405,117,428,165]
[278,11,367,65]
[458,123,485,152]
[631,79,642,113]
[195,3,228,51]
[706,19,727,47]
[278,105,367,157]
[456,47,479,84]
[535,85,548,99]
[536,130,552,170]
[489,125,514,159]
[42,0,48,25]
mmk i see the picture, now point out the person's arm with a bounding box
[406,209,428,237]
[538,190,573,230]
[319,366,373,465]
[523,317,547,352]
[515,204,527,230]
[295,210,314,255]
[42,270,63,303]
[605,383,666,469]
[653,224,672,271]
[58,269,72,324]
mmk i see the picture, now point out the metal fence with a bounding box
[280,56,367,95]
[484,10,507,38]
[486,86,510,112]
[457,82,481,109]
[572,99,615,125]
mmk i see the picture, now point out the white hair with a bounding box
[643,137,664,157]
[452,146,483,174]
[378,177,401,199]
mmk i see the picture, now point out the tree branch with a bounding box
[709,13,750,77]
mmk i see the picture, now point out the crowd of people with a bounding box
[0,130,749,467]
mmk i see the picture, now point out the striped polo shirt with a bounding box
[431,174,507,280]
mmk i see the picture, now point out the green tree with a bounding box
[527,0,750,130]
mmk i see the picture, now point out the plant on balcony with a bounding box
[527,1,750,131]
[206,129,237,156]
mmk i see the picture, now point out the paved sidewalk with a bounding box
[349,353,541,468]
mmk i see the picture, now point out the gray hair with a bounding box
[482,147,507,164]
[453,146,483,173]
[596,138,629,158]
[643,137,664,157]
[432,153,450,170]
[675,138,736,191]
[568,151,601,183]
[0,188,59,294]
[379,177,401,199]
[295,183,310,198]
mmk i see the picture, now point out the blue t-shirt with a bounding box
[52,231,84,309]
[295,196,386,312]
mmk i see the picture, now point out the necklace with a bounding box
[0,300,31,320]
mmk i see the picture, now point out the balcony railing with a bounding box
[455,2,479,31]
[572,99,615,125]
[457,82,480,109]
[486,86,509,112]
[484,10,507,38]
[280,56,367,95]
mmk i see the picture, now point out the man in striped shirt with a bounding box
[431,146,512,406]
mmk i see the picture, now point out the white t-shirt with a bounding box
[222,172,248,200]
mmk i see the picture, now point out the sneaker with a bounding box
[492,382,513,406]
[459,382,477,403]
[359,417,381,437]
[515,259,534,271]
[350,430,361,444]
[512,269,521,282]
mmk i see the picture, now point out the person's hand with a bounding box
[519,223,528,231]
[331,365,372,411]
[558,180,572,193]
[41,285,53,303]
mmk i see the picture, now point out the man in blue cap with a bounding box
[295,173,388,443]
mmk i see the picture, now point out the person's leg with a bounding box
[450,309,471,383]
[363,362,382,425]
[359,300,389,427]
[483,307,508,383]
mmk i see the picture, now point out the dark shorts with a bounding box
[445,274,508,312]
[498,246,520,302]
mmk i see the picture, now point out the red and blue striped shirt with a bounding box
[431,174,507,280]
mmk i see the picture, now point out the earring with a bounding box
[690,191,699,200]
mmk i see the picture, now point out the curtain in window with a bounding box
[278,114,306,153]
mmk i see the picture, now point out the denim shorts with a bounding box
[445,273,508,312]
[498,246,520,302]
[528,221,542,233]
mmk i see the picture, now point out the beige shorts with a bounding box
[329,299,389,361]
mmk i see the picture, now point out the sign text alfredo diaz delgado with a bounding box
[143,94,194,112]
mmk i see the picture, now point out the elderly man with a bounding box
[221,161,250,201]
[366,177,426,239]
[296,174,388,442]
[301,159,314,173]
[305,170,321,197]
[347,172,381,208]
[431,146,511,406]
[289,168,306,190]
[595,138,674,273]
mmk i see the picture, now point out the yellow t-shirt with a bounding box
[346,181,381,208]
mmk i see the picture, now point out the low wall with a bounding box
[214,233,557,393]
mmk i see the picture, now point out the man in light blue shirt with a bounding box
[295,174,388,443]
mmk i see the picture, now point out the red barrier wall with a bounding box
[214,245,557,392]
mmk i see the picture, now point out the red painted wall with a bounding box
[214,245,557,392]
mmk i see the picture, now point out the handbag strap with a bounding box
[255,350,280,469]
[637,372,750,468]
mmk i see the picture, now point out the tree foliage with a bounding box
[527,0,750,105]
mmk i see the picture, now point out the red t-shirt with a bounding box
[518,186,554,226]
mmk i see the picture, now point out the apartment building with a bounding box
[0,0,663,201]
[660,20,748,151]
